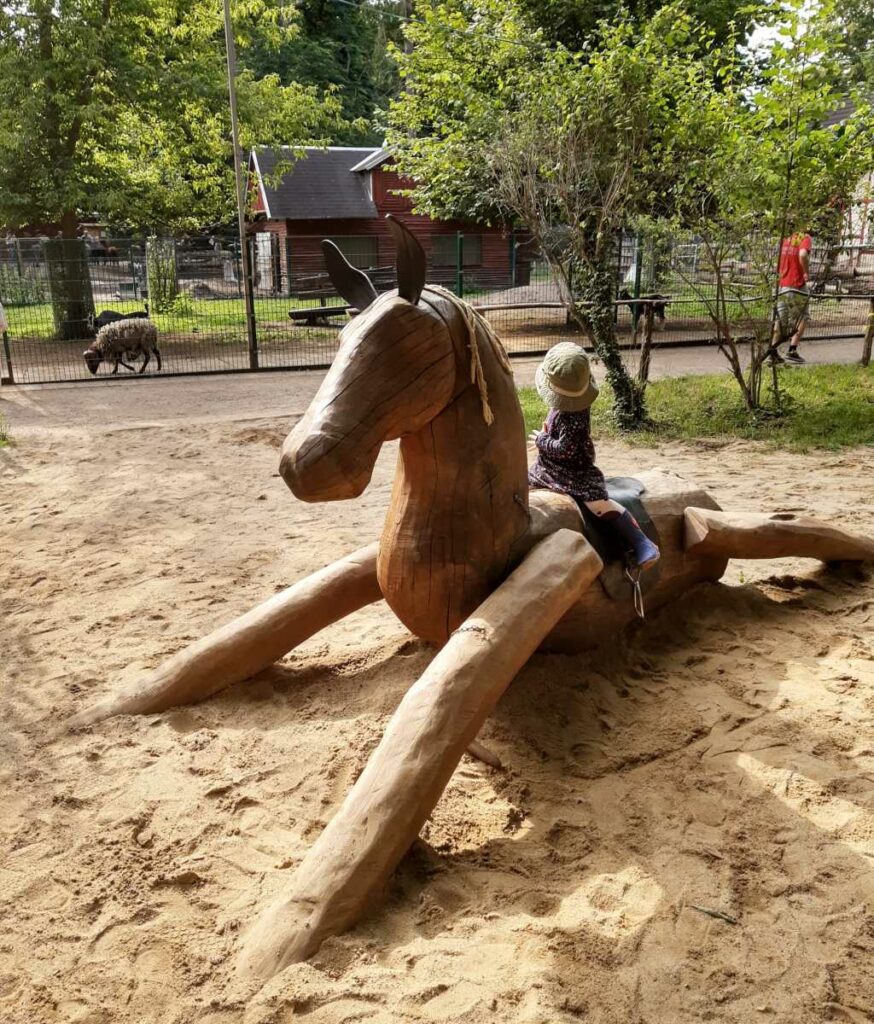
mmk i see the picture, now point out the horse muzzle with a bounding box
[279,421,376,503]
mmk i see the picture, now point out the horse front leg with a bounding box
[69,543,382,727]
[235,528,603,988]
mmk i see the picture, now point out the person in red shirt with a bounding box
[770,231,812,364]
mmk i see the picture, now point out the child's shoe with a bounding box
[613,510,660,569]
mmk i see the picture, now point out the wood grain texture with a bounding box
[69,544,382,727]
[235,528,603,984]
[534,470,729,654]
[684,508,874,563]
[377,287,530,643]
[280,294,457,502]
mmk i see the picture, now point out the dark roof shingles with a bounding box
[256,147,379,221]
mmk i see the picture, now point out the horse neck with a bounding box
[392,294,530,528]
[377,295,531,642]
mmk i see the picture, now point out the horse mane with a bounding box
[424,285,512,426]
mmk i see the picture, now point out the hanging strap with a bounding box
[624,564,646,619]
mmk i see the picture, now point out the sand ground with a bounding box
[1,369,873,1024]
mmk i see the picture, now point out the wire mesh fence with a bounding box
[1,231,872,385]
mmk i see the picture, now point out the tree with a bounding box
[656,0,873,412]
[245,0,406,145]
[0,1,343,335]
[834,0,874,88]
[516,0,762,50]
[387,2,738,427]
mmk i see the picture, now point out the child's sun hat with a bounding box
[535,342,599,412]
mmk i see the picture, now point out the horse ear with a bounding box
[386,215,425,305]
[322,240,378,312]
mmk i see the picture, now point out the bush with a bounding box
[0,265,47,306]
[145,237,179,313]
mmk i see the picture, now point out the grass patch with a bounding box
[0,413,9,448]
[520,363,874,452]
[3,295,335,342]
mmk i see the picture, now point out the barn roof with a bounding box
[252,147,384,220]
[821,98,857,128]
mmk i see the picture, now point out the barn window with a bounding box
[326,236,378,270]
[431,234,483,267]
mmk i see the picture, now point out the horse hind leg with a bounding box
[69,543,382,728]
[684,508,874,563]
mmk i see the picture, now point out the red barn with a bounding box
[247,146,525,293]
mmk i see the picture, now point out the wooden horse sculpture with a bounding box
[72,216,874,989]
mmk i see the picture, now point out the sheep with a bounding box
[83,318,162,375]
[87,308,149,334]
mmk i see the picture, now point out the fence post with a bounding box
[509,233,516,288]
[455,231,464,297]
[284,236,293,296]
[637,302,654,386]
[244,235,259,369]
[1,330,13,385]
[614,235,623,324]
[632,235,643,332]
[861,297,874,367]
[128,246,142,302]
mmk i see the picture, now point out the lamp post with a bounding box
[222,0,259,369]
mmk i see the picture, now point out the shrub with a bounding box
[0,265,47,306]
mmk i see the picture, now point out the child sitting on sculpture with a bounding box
[528,342,660,570]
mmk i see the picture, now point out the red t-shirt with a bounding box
[779,233,812,289]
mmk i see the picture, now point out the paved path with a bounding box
[1,336,865,434]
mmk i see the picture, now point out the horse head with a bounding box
[280,217,459,502]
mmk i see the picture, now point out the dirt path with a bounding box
[1,381,872,1023]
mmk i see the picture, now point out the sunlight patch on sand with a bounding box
[737,753,874,858]
[552,865,664,938]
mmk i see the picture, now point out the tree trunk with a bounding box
[571,254,644,428]
[44,211,95,341]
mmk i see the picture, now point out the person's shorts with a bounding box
[776,287,810,340]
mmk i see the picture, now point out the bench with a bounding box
[289,305,352,326]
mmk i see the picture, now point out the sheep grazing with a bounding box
[83,319,162,375]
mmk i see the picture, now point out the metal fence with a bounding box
[1,232,872,385]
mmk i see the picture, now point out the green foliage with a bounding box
[834,0,874,87]
[245,0,405,145]
[0,266,47,306]
[387,2,740,427]
[516,0,763,50]
[0,1,345,233]
[750,0,873,237]
[520,363,874,452]
[647,0,874,411]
